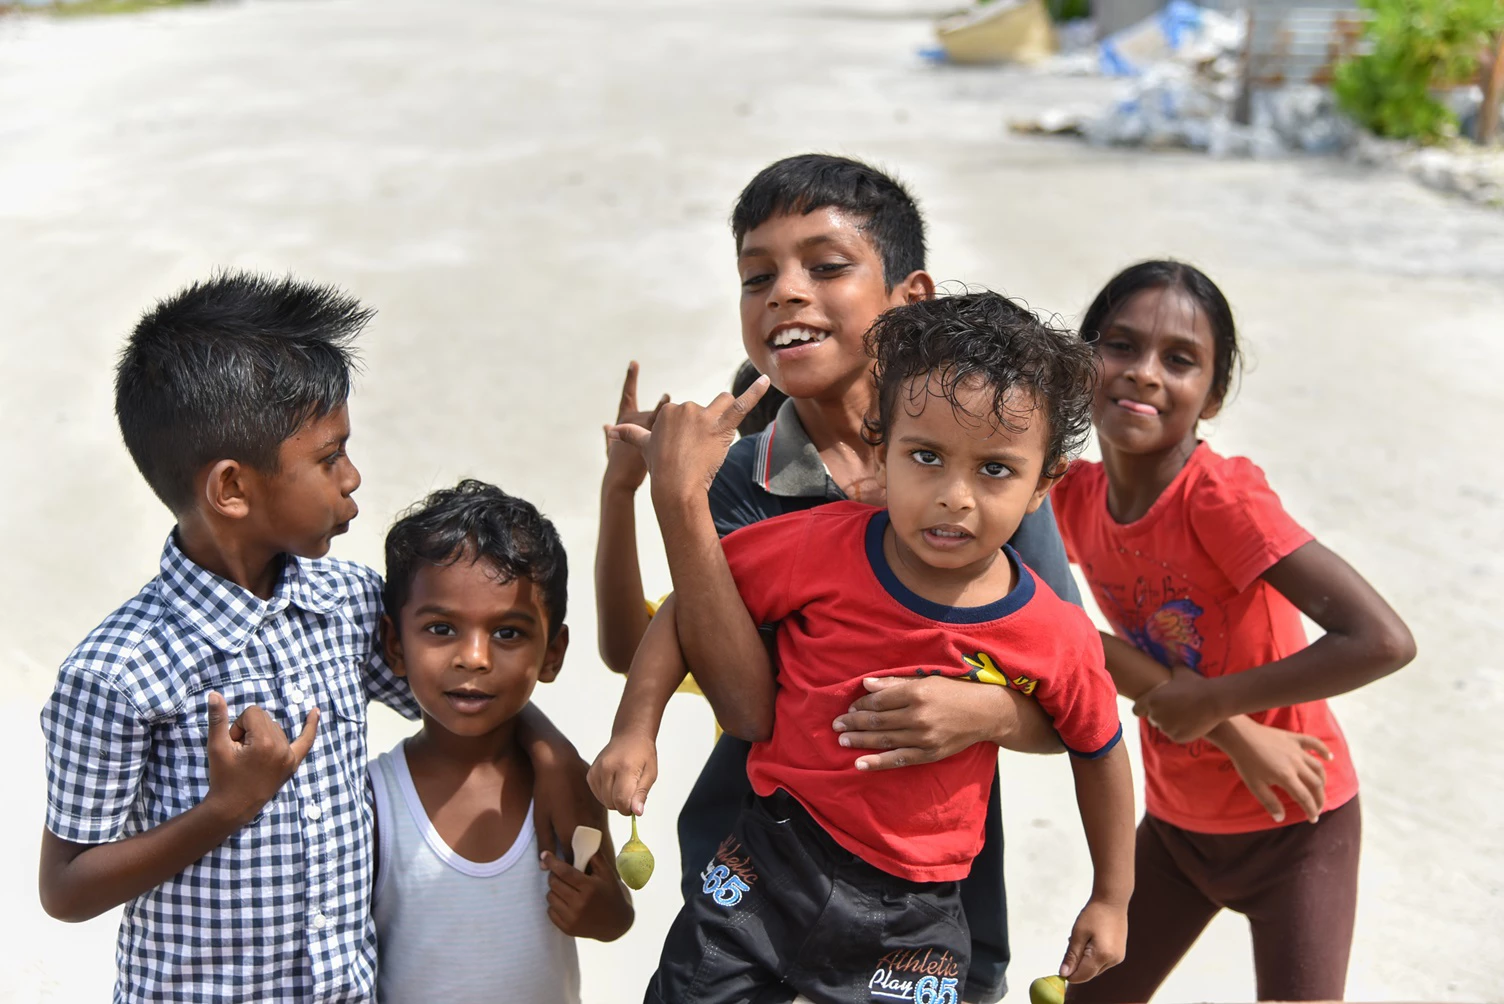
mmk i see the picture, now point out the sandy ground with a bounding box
[2,1,1502,1000]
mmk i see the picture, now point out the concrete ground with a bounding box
[2,1,1501,1001]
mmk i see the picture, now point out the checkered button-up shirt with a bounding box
[42,533,419,1004]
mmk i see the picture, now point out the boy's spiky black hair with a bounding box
[384,480,568,641]
[115,271,371,513]
[864,290,1097,475]
[731,154,926,289]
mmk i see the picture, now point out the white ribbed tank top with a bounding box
[370,742,581,1004]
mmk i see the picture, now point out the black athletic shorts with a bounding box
[647,790,971,1004]
[680,738,1010,1002]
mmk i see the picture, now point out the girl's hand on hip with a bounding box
[1215,718,1332,824]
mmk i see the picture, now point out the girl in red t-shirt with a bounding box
[1054,261,1415,1003]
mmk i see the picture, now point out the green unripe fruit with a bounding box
[616,816,655,890]
[1030,975,1066,1004]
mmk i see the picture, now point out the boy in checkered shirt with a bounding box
[38,272,589,1004]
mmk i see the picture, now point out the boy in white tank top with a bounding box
[370,480,634,1003]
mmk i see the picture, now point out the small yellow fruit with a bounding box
[1029,975,1066,1004]
[616,816,655,890]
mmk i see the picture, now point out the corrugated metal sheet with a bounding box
[1243,1,1368,88]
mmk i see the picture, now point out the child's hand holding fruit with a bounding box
[588,731,659,817]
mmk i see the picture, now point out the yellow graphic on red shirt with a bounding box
[962,651,1038,696]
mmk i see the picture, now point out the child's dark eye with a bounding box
[322,449,345,467]
[1167,353,1196,368]
[911,449,941,467]
[740,273,773,289]
[810,262,850,277]
[1102,339,1132,354]
[492,627,523,642]
[980,462,1011,479]
[424,623,454,637]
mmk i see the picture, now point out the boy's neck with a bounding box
[406,716,524,773]
[793,384,883,501]
[1099,435,1201,524]
[175,514,285,601]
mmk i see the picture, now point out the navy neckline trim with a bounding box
[864,510,1035,624]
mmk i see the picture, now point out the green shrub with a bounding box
[1334,0,1504,143]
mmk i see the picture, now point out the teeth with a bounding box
[771,327,828,348]
[930,529,968,538]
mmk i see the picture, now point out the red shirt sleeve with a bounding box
[1186,458,1314,593]
[1034,611,1123,758]
[720,509,813,624]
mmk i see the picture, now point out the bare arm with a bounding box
[42,806,244,923]
[595,478,651,674]
[609,381,778,731]
[540,797,635,942]
[1103,632,1333,823]
[589,602,695,816]
[594,362,668,674]
[634,596,769,744]
[831,676,1064,771]
[40,695,316,922]
[1059,743,1135,982]
[516,701,600,859]
[1135,541,1416,742]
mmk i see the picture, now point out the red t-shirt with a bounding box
[721,501,1122,882]
[1052,444,1359,834]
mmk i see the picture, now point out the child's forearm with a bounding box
[1069,743,1136,907]
[595,479,652,674]
[985,684,1065,754]
[1100,632,1173,701]
[1205,542,1416,721]
[627,597,772,741]
[649,492,776,734]
[1102,632,1253,749]
[39,801,247,922]
[612,605,691,741]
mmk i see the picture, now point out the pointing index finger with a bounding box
[619,361,640,415]
[713,374,770,427]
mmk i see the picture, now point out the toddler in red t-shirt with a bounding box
[593,291,1137,1004]
[1053,261,1416,1004]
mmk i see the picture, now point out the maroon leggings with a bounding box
[1069,796,1361,1003]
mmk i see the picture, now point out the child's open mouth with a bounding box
[444,690,496,713]
[767,325,830,353]
[923,526,973,550]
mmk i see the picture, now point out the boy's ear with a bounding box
[538,624,569,684]
[893,270,935,305]
[203,460,251,520]
[1025,462,1064,515]
[381,615,407,678]
[1200,395,1224,422]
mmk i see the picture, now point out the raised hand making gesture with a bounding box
[608,374,770,505]
[205,691,320,826]
[40,691,319,923]
[602,361,669,493]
